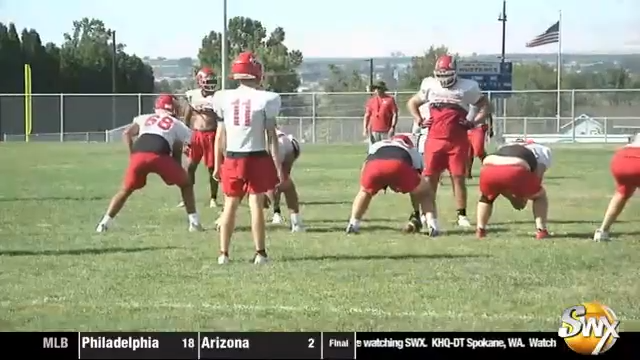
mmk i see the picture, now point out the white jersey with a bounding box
[211,85,280,153]
[417,77,482,112]
[185,89,214,110]
[524,143,552,169]
[276,129,299,161]
[368,139,424,170]
[132,113,192,150]
[411,104,431,134]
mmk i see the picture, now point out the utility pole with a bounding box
[366,58,374,90]
[497,0,508,140]
[498,0,507,63]
[110,30,117,129]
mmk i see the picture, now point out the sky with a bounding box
[1,0,639,58]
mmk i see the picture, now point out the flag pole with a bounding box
[556,11,562,131]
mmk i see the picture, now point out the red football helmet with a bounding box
[154,94,178,114]
[231,51,263,81]
[434,55,457,88]
[196,67,217,92]
[392,134,414,148]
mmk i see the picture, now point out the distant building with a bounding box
[560,114,603,136]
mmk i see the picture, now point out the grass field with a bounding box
[0,143,639,332]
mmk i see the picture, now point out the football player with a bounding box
[268,128,304,232]
[96,94,203,232]
[177,67,220,209]
[476,139,551,239]
[211,52,284,265]
[407,55,491,229]
[594,134,640,241]
[346,135,437,235]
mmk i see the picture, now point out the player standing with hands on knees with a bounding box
[211,52,284,265]
[268,128,304,232]
[407,55,491,228]
[96,94,203,232]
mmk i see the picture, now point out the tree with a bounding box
[197,17,303,94]
[0,19,157,136]
[400,45,451,91]
[0,23,24,94]
[59,18,154,94]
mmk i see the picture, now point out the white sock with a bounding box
[420,214,427,224]
[425,213,438,229]
[290,213,301,225]
[188,213,200,224]
[349,218,360,227]
[100,215,112,226]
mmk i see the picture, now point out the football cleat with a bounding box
[593,229,610,242]
[271,213,284,224]
[345,223,359,234]
[189,223,205,232]
[218,254,229,265]
[457,215,472,228]
[253,253,268,265]
[535,228,549,240]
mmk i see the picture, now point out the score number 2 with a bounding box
[308,337,315,348]
[232,99,252,126]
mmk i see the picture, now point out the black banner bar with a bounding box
[355,332,638,357]
[79,332,198,359]
[0,332,78,358]
[199,332,321,359]
[2,331,637,358]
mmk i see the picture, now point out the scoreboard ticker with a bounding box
[3,331,636,358]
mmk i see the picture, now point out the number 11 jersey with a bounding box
[211,85,281,153]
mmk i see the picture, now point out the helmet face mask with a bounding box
[433,55,457,88]
[434,70,457,87]
[197,68,217,92]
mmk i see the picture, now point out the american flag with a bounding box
[525,21,560,48]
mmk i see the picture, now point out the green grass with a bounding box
[0,143,639,332]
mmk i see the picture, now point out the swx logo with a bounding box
[558,302,620,355]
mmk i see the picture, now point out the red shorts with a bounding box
[468,127,487,158]
[123,152,189,191]
[479,164,542,201]
[611,148,640,197]
[423,138,469,177]
[221,154,278,197]
[360,159,421,195]
[188,130,216,168]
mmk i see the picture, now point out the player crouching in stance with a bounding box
[268,129,304,232]
[96,94,203,232]
[346,135,437,235]
[594,134,640,241]
[476,140,551,239]
[212,52,284,265]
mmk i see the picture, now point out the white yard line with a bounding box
[0,298,574,322]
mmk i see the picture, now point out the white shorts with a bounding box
[278,134,299,161]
